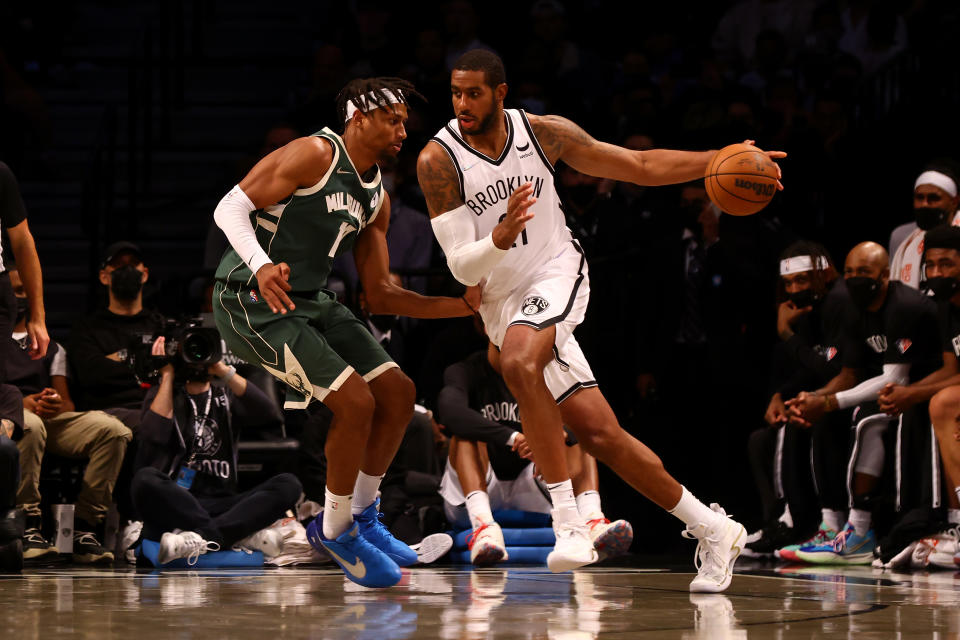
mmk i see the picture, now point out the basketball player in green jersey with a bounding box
[211,78,478,588]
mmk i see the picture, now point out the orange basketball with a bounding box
[704,143,778,216]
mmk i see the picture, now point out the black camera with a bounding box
[130,317,224,383]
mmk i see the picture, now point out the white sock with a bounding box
[323,488,353,539]
[949,509,960,526]
[668,486,720,529]
[465,490,494,530]
[848,508,872,537]
[546,479,580,523]
[821,508,845,533]
[778,504,794,529]
[352,471,383,515]
[576,491,604,521]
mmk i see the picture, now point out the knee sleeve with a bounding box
[854,421,886,477]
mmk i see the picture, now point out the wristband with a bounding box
[823,393,836,411]
[213,365,237,387]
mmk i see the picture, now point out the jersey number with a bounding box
[497,214,529,247]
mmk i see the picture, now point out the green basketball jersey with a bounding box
[215,128,385,292]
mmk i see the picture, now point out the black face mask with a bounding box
[915,207,952,231]
[787,289,821,308]
[846,276,882,309]
[110,265,144,301]
[369,314,398,334]
[14,296,29,322]
[923,276,960,301]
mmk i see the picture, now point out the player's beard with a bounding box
[460,101,498,136]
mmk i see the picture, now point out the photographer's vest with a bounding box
[215,128,386,293]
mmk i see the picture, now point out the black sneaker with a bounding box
[745,521,804,557]
[72,528,114,564]
[22,516,58,560]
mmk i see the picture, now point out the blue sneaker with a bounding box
[794,523,875,565]
[306,515,402,588]
[355,498,418,567]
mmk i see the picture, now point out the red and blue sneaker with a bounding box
[306,514,401,588]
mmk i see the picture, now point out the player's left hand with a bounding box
[785,391,826,427]
[878,383,915,416]
[742,139,786,190]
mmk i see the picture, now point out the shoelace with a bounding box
[587,518,610,531]
[181,534,220,566]
[23,528,49,545]
[467,523,493,550]
[832,528,853,552]
[74,531,102,548]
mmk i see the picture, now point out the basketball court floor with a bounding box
[3,556,960,638]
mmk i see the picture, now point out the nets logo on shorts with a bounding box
[522,296,550,316]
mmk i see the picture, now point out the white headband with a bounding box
[915,170,958,197]
[780,255,829,276]
[345,89,405,122]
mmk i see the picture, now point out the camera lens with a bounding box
[182,332,210,363]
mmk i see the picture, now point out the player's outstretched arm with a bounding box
[354,191,477,319]
[527,114,784,187]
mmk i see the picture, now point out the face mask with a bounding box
[14,296,29,322]
[370,314,398,334]
[787,289,821,308]
[915,207,951,231]
[110,265,144,301]
[846,276,881,309]
[923,276,960,301]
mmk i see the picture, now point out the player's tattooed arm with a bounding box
[528,113,716,186]
[417,143,466,218]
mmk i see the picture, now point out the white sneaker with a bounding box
[587,517,633,561]
[683,504,747,593]
[468,521,508,566]
[411,533,453,564]
[158,530,220,566]
[119,520,143,565]
[547,511,598,573]
[922,528,960,569]
[233,527,285,558]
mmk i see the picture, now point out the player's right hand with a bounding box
[492,183,536,250]
[256,262,295,314]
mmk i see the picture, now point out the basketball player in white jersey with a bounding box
[418,50,785,592]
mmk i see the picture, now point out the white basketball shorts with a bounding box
[479,239,597,403]
[440,457,552,529]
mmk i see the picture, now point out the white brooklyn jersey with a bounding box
[432,108,572,300]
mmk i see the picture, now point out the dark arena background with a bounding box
[2,1,960,637]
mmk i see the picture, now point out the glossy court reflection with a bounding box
[4,562,960,638]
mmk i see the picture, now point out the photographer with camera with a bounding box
[131,327,301,565]
[6,268,131,563]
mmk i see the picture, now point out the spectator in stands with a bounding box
[437,342,632,566]
[0,161,49,381]
[131,335,299,565]
[889,163,960,289]
[66,241,166,427]
[7,267,131,563]
[0,384,24,572]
